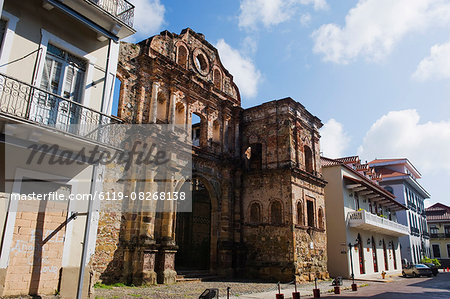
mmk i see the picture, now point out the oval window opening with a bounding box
[195,54,207,71]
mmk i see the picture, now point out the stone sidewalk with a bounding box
[222,279,375,299]
[223,273,405,299]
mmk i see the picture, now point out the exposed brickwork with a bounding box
[240,99,328,281]
[93,28,328,285]
[4,201,67,296]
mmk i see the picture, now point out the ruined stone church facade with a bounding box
[92,28,328,285]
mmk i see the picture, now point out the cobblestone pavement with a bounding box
[93,278,378,299]
[94,280,277,299]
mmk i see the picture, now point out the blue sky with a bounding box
[119,0,450,206]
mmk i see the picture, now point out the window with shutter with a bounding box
[35,44,87,127]
[41,44,86,101]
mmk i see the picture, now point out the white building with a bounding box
[0,0,135,297]
[322,156,409,279]
[369,159,430,264]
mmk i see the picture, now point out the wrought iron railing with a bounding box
[0,73,122,143]
[430,233,450,239]
[88,0,135,27]
[408,201,417,211]
[410,227,420,236]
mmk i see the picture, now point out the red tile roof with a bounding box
[334,156,360,164]
[321,156,407,211]
[368,158,406,164]
[321,157,342,166]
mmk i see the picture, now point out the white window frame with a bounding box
[35,29,96,108]
[0,10,19,73]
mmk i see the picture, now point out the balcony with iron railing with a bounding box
[410,227,420,236]
[0,73,122,144]
[408,201,417,212]
[48,0,136,39]
[430,233,450,239]
[87,0,135,27]
[348,210,409,237]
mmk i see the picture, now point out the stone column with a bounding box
[169,88,177,130]
[234,121,240,155]
[217,180,233,276]
[121,162,140,283]
[134,168,158,285]
[136,85,146,123]
[156,241,177,284]
[223,115,230,152]
[150,82,160,123]
[156,174,177,284]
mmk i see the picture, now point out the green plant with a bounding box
[421,256,441,267]
[93,283,113,290]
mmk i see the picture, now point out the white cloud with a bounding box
[300,13,312,26]
[242,36,258,55]
[320,119,351,158]
[238,0,328,30]
[300,0,328,11]
[357,110,450,174]
[312,0,450,64]
[215,39,262,99]
[238,0,294,29]
[413,40,450,81]
[128,0,165,41]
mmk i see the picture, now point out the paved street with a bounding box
[321,272,450,299]
[93,272,450,299]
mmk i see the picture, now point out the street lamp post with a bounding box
[348,242,358,291]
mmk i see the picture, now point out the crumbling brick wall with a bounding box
[93,29,328,285]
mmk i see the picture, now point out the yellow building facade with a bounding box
[426,203,450,268]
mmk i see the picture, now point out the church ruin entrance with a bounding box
[175,178,211,271]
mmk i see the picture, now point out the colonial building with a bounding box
[92,28,329,286]
[322,156,408,279]
[426,203,450,268]
[0,0,135,297]
[368,159,431,264]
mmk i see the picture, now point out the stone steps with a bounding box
[176,270,219,282]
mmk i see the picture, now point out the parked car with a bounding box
[423,263,439,276]
[402,264,433,277]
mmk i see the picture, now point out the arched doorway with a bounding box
[175,177,214,271]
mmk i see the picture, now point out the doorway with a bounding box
[175,178,211,271]
[372,237,378,272]
[358,233,365,274]
[383,239,389,271]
